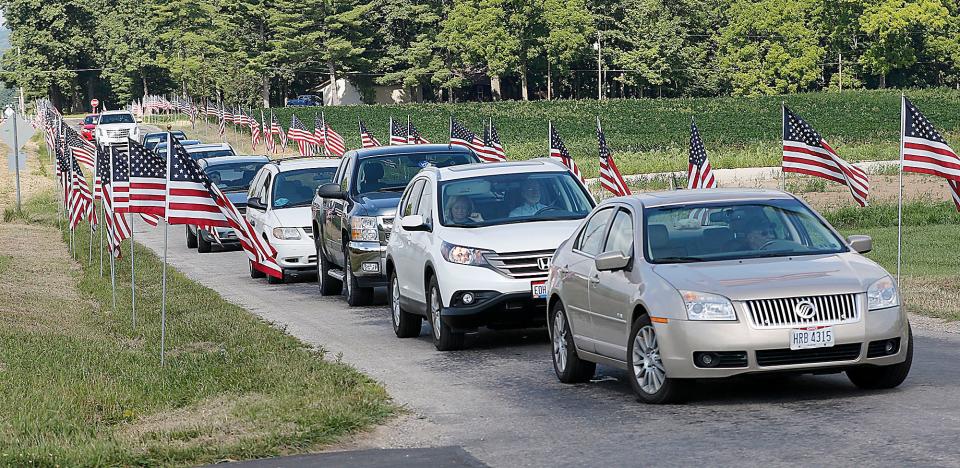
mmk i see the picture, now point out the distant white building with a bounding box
[318,78,409,105]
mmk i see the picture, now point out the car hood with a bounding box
[651,253,889,301]
[83,124,96,130]
[441,219,582,253]
[355,193,401,217]
[268,206,312,228]
[97,123,138,129]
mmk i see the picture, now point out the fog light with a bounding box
[461,292,475,305]
[885,340,896,353]
[361,262,379,273]
[694,352,719,368]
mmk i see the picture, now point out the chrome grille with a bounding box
[486,249,554,280]
[105,129,130,138]
[379,217,394,244]
[744,294,860,329]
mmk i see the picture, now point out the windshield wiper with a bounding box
[655,256,705,263]
[376,186,407,192]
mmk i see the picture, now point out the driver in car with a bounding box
[727,218,776,251]
[509,179,547,217]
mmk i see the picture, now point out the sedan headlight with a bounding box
[272,227,301,240]
[680,290,737,321]
[867,276,899,310]
[441,241,491,266]
[351,216,379,241]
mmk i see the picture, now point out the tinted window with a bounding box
[401,179,426,217]
[339,158,354,192]
[577,208,614,256]
[189,149,235,160]
[98,113,135,124]
[272,167,337,208]
[355,152,477,195]
[248,169,266,200]
[83,116,97,125]
[203,161,267,192]
[604,209,634,256]
[417,182,433,219]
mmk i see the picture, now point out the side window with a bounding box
[603,209,635,256]
[260,173,273,205]
[248,170,264,200]
[401,179,425,218]
[339,158,354,192]
[333,157,349,183]
[576,208,614,256]
[417,182,433,220]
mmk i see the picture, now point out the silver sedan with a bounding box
[546,189,912,404]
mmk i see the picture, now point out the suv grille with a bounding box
[379,217,394,244]
[744,294,860,329]
[756,343,862,366]
[486,249,554,280]
[105,129,130,138]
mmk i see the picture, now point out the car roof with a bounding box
[268,157,341,172]
[431,158,569,181]
[199,155,270,167]
[144,131,186,137]
[185,143,233,152]
[347,144,476,159]
[99,110,133,116]
[611,189,796,209]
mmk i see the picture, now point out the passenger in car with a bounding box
[447,196,483,224]
[509,179,547,217]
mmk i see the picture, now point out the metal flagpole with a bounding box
[109,234,117,311]
[896,93,906,284]
[88,146,97,265]
[99,201,104,276]
[128,139,136,329]
[780,102,786,191]
[161,132,172,366]
[68,148,76,257]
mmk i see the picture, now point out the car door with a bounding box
[247,170,271,240]
[394,178,426,300]
[558,207,615,351]
[589,207,637,361]
[324,157,353,266]
[409,179,435,304]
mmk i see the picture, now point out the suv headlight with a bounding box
[351,216,379,241]
[441,241,491,266]
[272,227,301,240]
[867,276,899,310]
[680,290,737,321]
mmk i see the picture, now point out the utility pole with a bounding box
[595,32,603,100]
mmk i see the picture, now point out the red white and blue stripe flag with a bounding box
[901,96,960,211]
[597,118,630,197]
[482,120,507,162]
[548,122,584,182]
[449,118,488,158]
[65,126,95,170]
[389,117,406,145]
[321,113,346,157]
[783,107,868,206]
[287,113,318,156]
[68,151,93,229]
[128,138,167,218]
[688,119,718,190]
[359,119,381,148]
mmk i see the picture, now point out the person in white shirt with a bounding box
[509,179,547,217]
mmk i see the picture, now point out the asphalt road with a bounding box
[132,220,960,468]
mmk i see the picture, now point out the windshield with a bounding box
[83,116,97,125]
[355,152,478,195]
[203,162,266,192]
[438,171,593,228]
[644,199,847,264]
[98,113,135,124]
[272,167,337,208]
[189,149,235,160]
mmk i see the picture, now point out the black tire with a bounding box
[391,270,422,338]
[185,225,198,248]
[627,314,686,404]
[267,270,286,284]
[317,242,342,296]
[197,230,212,253]
[847,326,913,390]
[344,253,373,306]
[249,260,265,279]
[550,302,596,383]
[427,276,464,351]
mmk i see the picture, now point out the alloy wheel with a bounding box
[632,325,666,395]
[553,311,568,373]
[391,276,402,327]
[430,286,442,340]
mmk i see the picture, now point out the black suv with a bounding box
[312,145,479,306]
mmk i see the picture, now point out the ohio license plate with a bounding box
[790,326,834,350]
[531,281,547,299]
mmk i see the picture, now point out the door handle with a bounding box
[589,275,600,285]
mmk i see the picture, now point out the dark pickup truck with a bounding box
[312,145,479,306]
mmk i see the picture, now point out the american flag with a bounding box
[222,106,234,124]
[166,139,230,227]
[597,118,630,197]
[207,179,283,279]
[250,112,262,150]
[102,146,131,256]
[450,118,486,156]
[110,146,130,213]
[270,113,285,150]
[288,114,317,156]
[688,120,718,190]
[94,144,106,202]
[68,151,93,230]
[218,108,226,138]
[901,96,960,210]
[389,117,406,145]
[322,113,346,157]
[482,120,507,162]
[64,126,95,169]
[407,119,430,144]
[359,119,381,148]
[548,122,583,182]
[782,107,868,206]
[313,113,327,154]
[128,138,167,218]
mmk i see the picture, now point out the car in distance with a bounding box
[80,114,98,141]
[547,189,912,404]
[186,155,270,252]
[287,94,322,107]
[386,159,595,350]
[246,157,340,283]
[154,139,202,156]
[142,131,188,151]
[95,110,140,146]
[313,145,480,306]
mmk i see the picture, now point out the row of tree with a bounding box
[2,0,960,111]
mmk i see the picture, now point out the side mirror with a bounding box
[595,250,631,271]
[847,235,872,254]
[317,183,346,200]
[400,214,430,232]
[247,197,266,211]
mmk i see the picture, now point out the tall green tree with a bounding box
[858,0,954,88]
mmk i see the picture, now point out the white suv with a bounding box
[386,159,595,350]
[246,158,340,283]
[95,110,140,146]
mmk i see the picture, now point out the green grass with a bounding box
[824,200,960,229]
[0,189,395,466]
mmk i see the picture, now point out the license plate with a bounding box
[531,281,547,299]
[790,326,834,350]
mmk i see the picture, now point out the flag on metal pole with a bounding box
[597,117,630,197]
[389,117,406,145]
[359,119,381,148]
[322,112,346,157]
[482,119,507,162]
[688,118,718,190]
[548,121,584,182]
